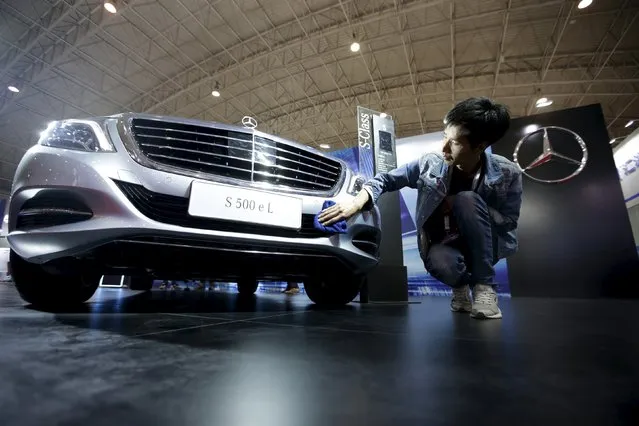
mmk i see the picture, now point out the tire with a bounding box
[237,277,259,296]
[304,275,364,306]
[10,250,100,308]
[128,276,154,291]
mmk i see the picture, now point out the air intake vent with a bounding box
[114,180,327,238]
[16,190,93,230]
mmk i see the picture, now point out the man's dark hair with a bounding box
[443,97,510,148]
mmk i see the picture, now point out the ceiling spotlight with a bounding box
[319,144,330,149]
[536,97,553,108]
[577,0,593,9]
[211,81,221,97]
[350,42,360,53]
[625,120,634,128]
[8,86,19,93]
[104,1,117,13]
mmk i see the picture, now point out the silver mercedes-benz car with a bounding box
[6,113,381,308]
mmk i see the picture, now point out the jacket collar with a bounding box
[483,151,504,185]
[428,151,503,185]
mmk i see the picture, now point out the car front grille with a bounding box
[114,180,327,238]
[129,118,343,194]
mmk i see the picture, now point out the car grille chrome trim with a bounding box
[138,142,337,184]
[133,125,252,144]
[126,117,343,194]
[135,126,340,173]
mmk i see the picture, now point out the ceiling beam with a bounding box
[607,96,637,130]
[0,36,128,111]
[185,61,639,128]
[0,0,139,116]
[131,0,565,115]
[162,8,633,121]
[526,2,575,114]
[576,10,639,106]
[394,0,424,133]
[492,0,512,97]
[0,0,77,80]
[265,88,639,140]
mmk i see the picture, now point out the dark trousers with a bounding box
[421,191,498,288]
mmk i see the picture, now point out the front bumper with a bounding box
[7,119,381,278]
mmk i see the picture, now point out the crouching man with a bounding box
[319,97,523,319]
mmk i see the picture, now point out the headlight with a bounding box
[346,174,366,196]
[39,120,115,152]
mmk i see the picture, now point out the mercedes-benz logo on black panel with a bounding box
[513,126,588,184]
[241,116,258,129]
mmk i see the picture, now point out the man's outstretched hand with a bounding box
[318,189,371,226]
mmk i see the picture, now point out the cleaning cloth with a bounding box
[313,200,348,234]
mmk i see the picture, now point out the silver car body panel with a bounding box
[7,114,380,276]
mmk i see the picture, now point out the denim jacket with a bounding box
[363,151,523,260]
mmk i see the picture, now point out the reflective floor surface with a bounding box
[1,283,638,426]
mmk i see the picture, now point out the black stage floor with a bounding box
[1,283,638,426]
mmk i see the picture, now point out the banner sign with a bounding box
[372,115,397,174]
[356,106,376,179]
[356,106,397,177]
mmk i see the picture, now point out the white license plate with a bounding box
[188,181,303,229]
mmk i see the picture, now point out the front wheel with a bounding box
[237,277,259,296]
[304,275,364,306]
[128,276,154,291]
[10,250,100,308]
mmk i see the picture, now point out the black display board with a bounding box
[491,104,639,298]
[356,107,408,303]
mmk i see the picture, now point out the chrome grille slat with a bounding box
[136,123,338,173]
[253,138,340,171]
[139,143,253,165]
[134,125,252,143]
[130,118,342,193]
[146,154,333,189]
[138,133,339,177]
[142,143,335,184]
[137,133,253,154]
[251,170,333,189]
[254,150,339,177]
[253,161,336,183]
[147,153,252,177]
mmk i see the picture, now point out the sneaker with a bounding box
[471,284,502,319]
[451,285,472,312]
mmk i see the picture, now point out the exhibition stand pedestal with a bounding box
[361,191,409,303]
[361,264,408,303]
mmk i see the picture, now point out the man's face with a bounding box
[442,124,483,167]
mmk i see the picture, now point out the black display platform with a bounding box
[362,191,409,303]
